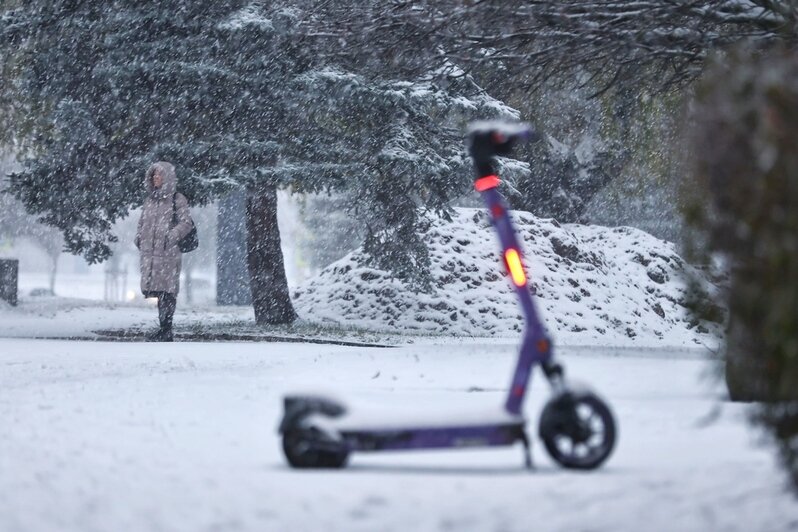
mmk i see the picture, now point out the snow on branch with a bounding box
[311,0,798,92]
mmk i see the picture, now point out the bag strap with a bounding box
[172,193,178,227]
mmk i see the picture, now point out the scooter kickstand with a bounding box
[519,429,534,470]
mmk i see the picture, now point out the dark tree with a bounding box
[0,2,310,323]
[344,1,798,93]
[216,191,251,306]
[245,182,295,323]
[319,1,798,223]
[687,45,798,492]
[507,136,623,223]
[290,65,518,287]
[0,1,519,320]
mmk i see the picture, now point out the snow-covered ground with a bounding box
[0,220,782,532]
[0,297,408,347]
[1,338,795,532]
[0,296,253,339]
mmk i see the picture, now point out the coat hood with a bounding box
[146,161,178,199]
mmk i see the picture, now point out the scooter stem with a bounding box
[468,124,554,415]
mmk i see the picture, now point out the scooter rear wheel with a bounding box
[539,391,616,470]
[282,427,350,469]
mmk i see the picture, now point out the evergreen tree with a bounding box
[0,2,520,319]
[2,2,304,323]
[293,66,518,288]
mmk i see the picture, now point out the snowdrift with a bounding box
[295,208,722,347]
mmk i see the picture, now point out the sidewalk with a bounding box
[0,296,402,347]
[0,295,717,356]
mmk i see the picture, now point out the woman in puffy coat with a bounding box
[135,161,193,342]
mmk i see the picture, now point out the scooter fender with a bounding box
[278,394,347,434]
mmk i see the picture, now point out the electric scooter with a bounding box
[279,122,617,470]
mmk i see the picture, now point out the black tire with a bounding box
[282,427,350,469]
[539,391,616,470]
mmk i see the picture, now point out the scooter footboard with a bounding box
[342,422,526,452]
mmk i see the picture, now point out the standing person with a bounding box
[135,161,193,342]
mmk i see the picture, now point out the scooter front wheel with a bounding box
[538,390,616,470]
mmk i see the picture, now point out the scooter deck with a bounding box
[302,404,527,452]
[339,421,527,452]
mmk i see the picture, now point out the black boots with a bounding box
[146,327,173,342]
[148,292,177,342]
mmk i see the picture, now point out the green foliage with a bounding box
[292,66,517,288]
[2,2,303,262]
[687,45,798,491]
[454,59,690,246]
[0,2,516,289]
[476,63,687,237]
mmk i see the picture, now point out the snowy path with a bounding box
[0,339,795,532]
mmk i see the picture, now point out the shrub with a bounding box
[687,45,798,491]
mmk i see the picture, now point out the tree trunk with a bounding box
[217,190,252,305]
[245,183,297,325]
[48,252,59,295]
[184,258,193,305]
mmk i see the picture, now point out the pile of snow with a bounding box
[295,208,723,347]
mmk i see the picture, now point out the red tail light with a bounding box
[475,175,500,192]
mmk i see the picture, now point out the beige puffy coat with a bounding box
[135,162,193,295]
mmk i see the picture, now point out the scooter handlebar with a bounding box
[467,121,539,178]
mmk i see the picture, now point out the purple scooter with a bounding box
[279,122,617,470]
